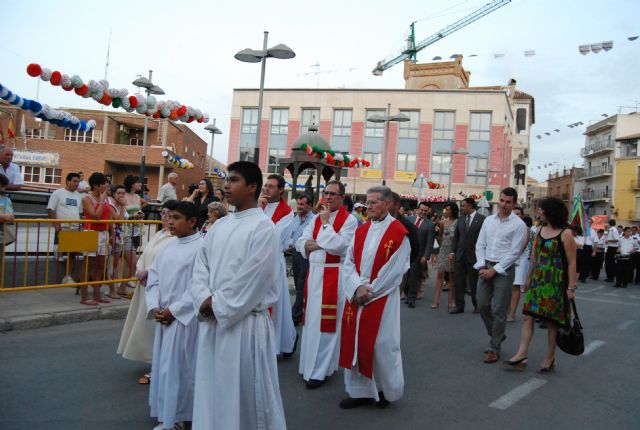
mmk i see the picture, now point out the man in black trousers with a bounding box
[391,193,420,308]
[407,201,437,307]
[449,198,485,314]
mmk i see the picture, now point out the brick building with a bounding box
[0,103,221,199]
[546,166,584,213]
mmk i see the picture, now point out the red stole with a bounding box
[265,199,292,224]
[338,218,407,379]
[301,206,350,332]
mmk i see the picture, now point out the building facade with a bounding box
[0,103,218,199]
[228,58,534,204]
[580,113,640,224]
[547,167,584,213]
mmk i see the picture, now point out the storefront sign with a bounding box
[13,150,60,167]
[395,171,417,181]
[360,169,382,179]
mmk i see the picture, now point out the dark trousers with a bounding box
[453,260,478,309]
[580,245,592,281]
[576,249,584,280]
[605,246,618,281]
[615,256,633,287]
[634,253,640,284]
[291,250,308,323]
[591,251,605,280]
[404,259,421,298]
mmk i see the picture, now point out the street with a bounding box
[1,279,639,430]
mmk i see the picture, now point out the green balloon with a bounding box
[112,98,122,108]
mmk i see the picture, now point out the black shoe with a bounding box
[282,333,299,358]
[339,397,374,409]
[449,306,464,314]
[537,360,555,374]
[407,297,416,308]
[376,392,390,409]
[305,379,325,389]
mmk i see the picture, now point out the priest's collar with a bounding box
[177,232,201,244]
[371,213,390,224]
[233,207,262,218]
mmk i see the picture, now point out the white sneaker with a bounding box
[62,275,75,284]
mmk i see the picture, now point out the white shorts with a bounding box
[84,231,109,257]
[514,255,530,285]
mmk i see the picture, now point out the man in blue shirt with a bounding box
[290,194,315,325]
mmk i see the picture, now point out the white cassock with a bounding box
[118,228,176,363]
[146,232,201,428]
[296,210,358,381]
[341,215,410,402]
[263,200,297,354]
[190,208,287,430]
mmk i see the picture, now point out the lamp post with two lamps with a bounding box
[436,148,468,201]
[132,71,164,193]
[235,32,295,162]
[204,120,223,175]
[366,104,409,186]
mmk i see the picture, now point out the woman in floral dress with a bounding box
[504,197,577,373]
[432,202,458,309]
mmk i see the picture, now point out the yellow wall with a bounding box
[614,159,640,222]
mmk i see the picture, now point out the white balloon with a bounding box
[40,68,52,81]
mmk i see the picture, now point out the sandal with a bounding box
[106,294,121,300]
[430,303,439,309]
[138,373,151,385]
[80,299,99,306]
[95,297,111,304]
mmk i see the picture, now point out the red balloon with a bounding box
[62,84,73,91]
[197,117,204,123]
[177,105,187,116]
[128,95,139,108]
[50,71,62,86]
[187,116,195,123]
[153,111,161,119]
[99,93,112,105]
[169,110,178,120]
[26,63,42,77]
[74,84,89,96]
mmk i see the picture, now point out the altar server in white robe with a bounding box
[146,201,201,430]
[338,186,410,409]
[296,180,358,389]
[261,173,298,356]
[191,161,287,430]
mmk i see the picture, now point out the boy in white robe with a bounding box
[146,201,201,430]
[191,161,287,430]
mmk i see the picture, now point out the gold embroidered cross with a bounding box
[384,240,395,260]
[345,306,354,326]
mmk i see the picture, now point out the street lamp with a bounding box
[367,104,409,186]
[132,71,164,195]
[436,148,468,201]
[204,120,223,175]
[235,31,295,160]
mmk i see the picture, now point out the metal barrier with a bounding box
[1,219,162,292]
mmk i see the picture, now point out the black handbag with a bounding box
[556,299,584,356]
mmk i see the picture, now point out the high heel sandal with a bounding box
[537,359,555,374]
[430,303,440,309]
[503,356,528,371]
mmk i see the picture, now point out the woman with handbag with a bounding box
[503,197,577,373]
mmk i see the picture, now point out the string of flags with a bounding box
[26,63,209,124]
[162,151,193,169]
[533,114,613,141]
[0,82,96,131]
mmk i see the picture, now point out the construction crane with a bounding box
[372,0,511,76]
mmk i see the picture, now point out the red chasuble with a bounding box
[301,206,350,332]
[338,218,407,379]
[266,199,292,224]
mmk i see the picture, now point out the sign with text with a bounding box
[360,169,382,179]
[13,150,60,167]
[395,171,417,181]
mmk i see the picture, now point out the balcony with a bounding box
[582,189,610,202]
[580,140,615,157]
[631,179,640,190]
[561,193,570,201]
[578,164,613,179]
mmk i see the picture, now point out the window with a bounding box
[21,166,62,185]
[25,128,43,139]
[270,109,288,134]
[363,152,381,169]
[466,112,492,185]
[241,108,258,134]
[516,108,527,134]
[365,110,385,137]
[332,109,352,136]
[620,140,638,157]
[301,109,320,132]
[396,153,416,172]
[431,112,455,183]
[267,148,286,173]
[398,111,419,138]
[64,129,95,143]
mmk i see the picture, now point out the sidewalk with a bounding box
[0,277,297,332]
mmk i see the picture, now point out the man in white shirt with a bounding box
[604,219,620,282]
[580,218,596,282]
[616,226,638,288]
[76,171,89,193]
[157,172,178,202]
[474,187,527,364]
[0,146,23,191]
[47,172,82,283]
[632,226,640,285]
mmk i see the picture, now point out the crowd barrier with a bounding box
[0,219,162,292]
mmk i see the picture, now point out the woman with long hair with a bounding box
[123,175,146,251]
[432,203,458,309]
[186,178,217,229]
[504,197,577,373]
[110,184,139,298]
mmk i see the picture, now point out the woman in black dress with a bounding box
[186,178,218,229]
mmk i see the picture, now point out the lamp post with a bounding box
[204,119,222,175]
[436,149,468,201]
[367,104,409,186]
[235,32,295,163]
[132,71,164,194]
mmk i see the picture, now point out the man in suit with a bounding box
[407,201,437,307]
[449,198,485,314]
[391,193,420,308]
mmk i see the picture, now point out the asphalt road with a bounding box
[1,279,639,430]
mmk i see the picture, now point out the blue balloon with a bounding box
[22,99,31,110]
[9,96,21,106]
[29,101,42,114]
[1,90,12,101]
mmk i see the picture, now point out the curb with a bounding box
[0,304,129,332]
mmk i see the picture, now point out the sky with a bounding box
[2,0,639,182]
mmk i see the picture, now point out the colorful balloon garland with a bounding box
[458,190,483,201]
[299,143,371,168]
[213,167,227,179]
[27,63,209,124]
[400,194,452,202]
[162,151,193,169]
[0,82,96,132]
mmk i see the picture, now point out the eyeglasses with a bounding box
[322,191,340,197]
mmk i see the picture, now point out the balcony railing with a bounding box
[582,189,610,201]
[578,165,613,179]
[581,139,615,157]
[631,179,640,190]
